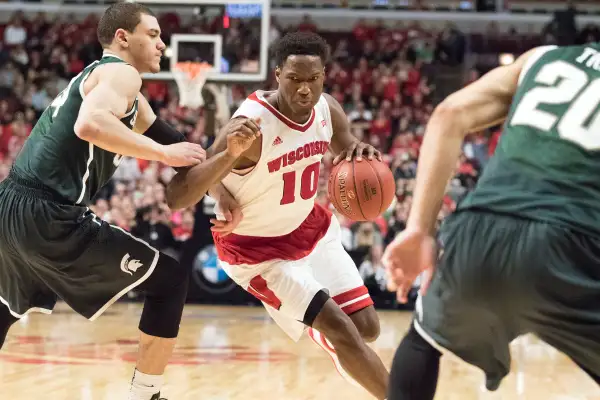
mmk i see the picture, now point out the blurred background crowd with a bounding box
[0,0,594,306]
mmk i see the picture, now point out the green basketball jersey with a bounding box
[13,54,139,205]
[458,43,600,238]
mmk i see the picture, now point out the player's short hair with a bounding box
[97,2,155,48]
[273,32,330,68]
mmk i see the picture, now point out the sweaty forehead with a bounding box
[281,55,323,74]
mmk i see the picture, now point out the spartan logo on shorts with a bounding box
[120,253,144,275]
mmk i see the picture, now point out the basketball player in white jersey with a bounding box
[166,32,389,398]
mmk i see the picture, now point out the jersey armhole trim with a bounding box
[518,45,558,86]
[78,60,100,99]
[123,97,138,118]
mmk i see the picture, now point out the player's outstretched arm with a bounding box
[165,117,261,210]
[406,48,538,235]
[383,48,540,301]
[74,64,204,168]
[324,93,382,164]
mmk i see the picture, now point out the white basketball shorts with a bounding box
[219,214,374,341]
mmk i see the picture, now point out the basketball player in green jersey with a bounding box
[0,3,246,399]
[383,43,600,398]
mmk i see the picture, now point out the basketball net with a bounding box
[173,61,213,109]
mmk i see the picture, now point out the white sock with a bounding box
[128,369,164,400]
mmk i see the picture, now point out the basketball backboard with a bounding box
[170,34,222,76]
[129,0,271,83]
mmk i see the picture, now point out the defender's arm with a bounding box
[405,48,536,235]
[135,93,214,174]
[134,94,189,149]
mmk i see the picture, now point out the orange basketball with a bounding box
[327,158,396,221]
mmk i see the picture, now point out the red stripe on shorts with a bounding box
[333,286,374,315]
[247,275,282,310]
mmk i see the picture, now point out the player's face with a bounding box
[129,14,165,74]
[276,55,325,115]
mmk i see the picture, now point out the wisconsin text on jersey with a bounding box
[267,140,329,173]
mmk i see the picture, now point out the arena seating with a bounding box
[0,6,594,303]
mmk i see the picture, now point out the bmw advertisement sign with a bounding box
[191,244,237,294]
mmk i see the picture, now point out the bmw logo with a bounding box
[191,245,237,294]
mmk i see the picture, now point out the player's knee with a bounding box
[360,322,380,343]
[350,307,381,343]
[156,255,191,308]
[313,299,363,348]
[164,254,191,286]
[143,253,191,297]
[138,254,191,339]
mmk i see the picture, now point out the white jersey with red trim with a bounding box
[216,90,333,237]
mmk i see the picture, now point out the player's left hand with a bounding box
[333,141,382,165]
[210,187,243,237]
[382,229,437,304]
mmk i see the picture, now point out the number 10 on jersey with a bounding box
[280,162,321,205]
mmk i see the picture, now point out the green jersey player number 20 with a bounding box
[511,57,600,150]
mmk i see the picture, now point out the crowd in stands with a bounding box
[0,8,595,299]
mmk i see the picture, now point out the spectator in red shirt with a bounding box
[172,209,195,242]
[297,15,317,32]
[354,60,373,96]
[403,63,421,98]
[327,61,351,88]
[68,52,84,76]
[7,117,28,152]
[488,129,502,156]
[382,70,399,101]
[330,84,346,105]
[353,18,375,42]
[370,109,392,146]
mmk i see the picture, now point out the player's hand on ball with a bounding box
[333,141,382,165]
[382,229,436,304]
[210,186,243,237]
[161,142,206,167]
[225,117,262,158]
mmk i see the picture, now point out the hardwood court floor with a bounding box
[0,302,598,400]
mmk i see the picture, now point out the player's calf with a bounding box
[388,323,441,400]
[311,298,389,399]
[129,253,192,400]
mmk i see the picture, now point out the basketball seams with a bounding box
[328,162,345,217]
[351,160,368,221]
[367,160,385,215]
